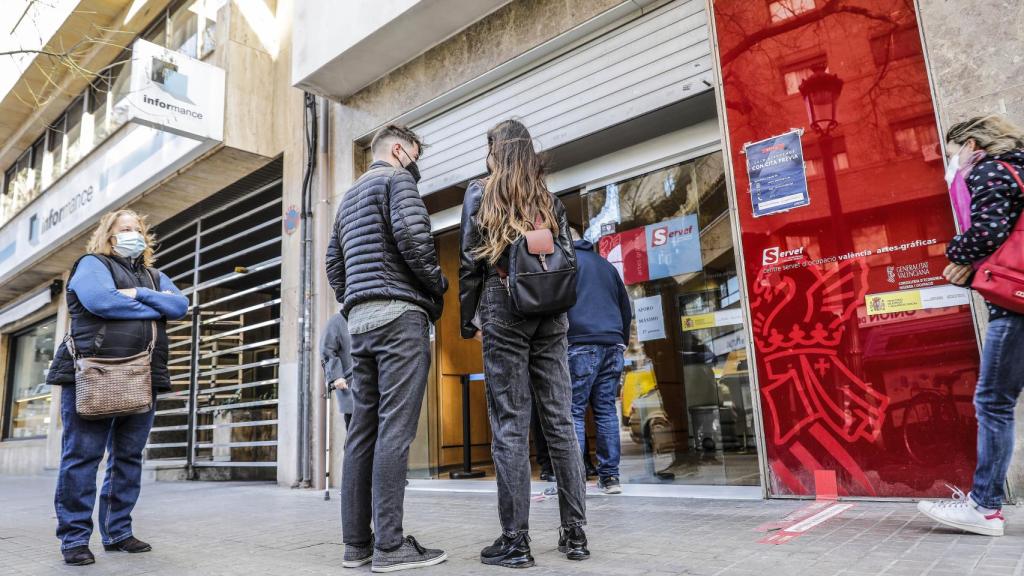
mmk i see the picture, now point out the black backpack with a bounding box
[502,214,577,316]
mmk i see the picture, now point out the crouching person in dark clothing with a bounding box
[48,210,188,566]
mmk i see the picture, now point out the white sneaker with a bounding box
[917,486,1005,536]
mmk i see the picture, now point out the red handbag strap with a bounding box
[996,161,1024,231]
[532,213,543,230]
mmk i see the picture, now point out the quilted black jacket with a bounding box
[326,161,448,321]
[458,179,576,338]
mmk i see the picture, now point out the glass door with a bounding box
[4,318,57,440]
[581,151,759,486]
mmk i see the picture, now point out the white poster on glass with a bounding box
[634,295,666,342]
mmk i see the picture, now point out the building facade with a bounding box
[2,0,1023,500]
[0,0,311,486]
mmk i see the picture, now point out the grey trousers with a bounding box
[341,310,430,551]
[479,276,587,536]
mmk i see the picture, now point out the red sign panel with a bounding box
[710,0,981,497]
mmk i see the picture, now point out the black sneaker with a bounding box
[480,533,534,569]
[557,527,590,561]
[62,546,95,566]
[343,534,374,568]
[539,470,555,482]
[103,537,152,553]
[371,536,447,573]
[598,476,622,495]
[585,464,598,479]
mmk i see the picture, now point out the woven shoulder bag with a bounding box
[66,321,156,420]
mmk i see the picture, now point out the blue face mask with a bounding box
[113,231,146,259]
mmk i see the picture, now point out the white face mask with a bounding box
[944,144,965,187]
[113,231,146,259]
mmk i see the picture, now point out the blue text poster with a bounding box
[745,130,810,217]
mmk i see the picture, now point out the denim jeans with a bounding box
[479,276,586,536]
[341,310,430,551]
[569,344,624,479]
[971,314,1024,509]
[54,384,156,550]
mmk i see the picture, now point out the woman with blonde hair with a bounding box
[47,209,188,565]
[459,119,588,568]
[918,114,1024,536]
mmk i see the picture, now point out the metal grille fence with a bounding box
[146,174,282,477]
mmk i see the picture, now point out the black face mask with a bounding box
[399,146,421,183]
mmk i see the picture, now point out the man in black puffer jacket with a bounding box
[326,124,449,572]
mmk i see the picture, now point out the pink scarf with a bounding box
[947,152,985,230]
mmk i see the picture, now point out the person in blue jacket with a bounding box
[47,210,188,566]
[567,229,632,495]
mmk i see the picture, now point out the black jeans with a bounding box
[532,400,592,476]
[479,276,587,536]
[341,311,430,551]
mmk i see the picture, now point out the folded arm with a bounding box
[135,272,189,319]
[69,256,161,320]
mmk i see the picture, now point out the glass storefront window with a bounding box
[30,138,44,198]
[583,152,758,486]
[90,74,110,143]
[63,98,85,170]
[168,0,225,59]
[170,0,200,58]
[47,117,65,184]
[4,319,57,440]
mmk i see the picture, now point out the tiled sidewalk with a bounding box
[1,476,1022,575]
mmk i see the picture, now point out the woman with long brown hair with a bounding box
[459,119,588,568]
[47,210,188,565]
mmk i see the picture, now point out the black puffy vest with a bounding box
[48,254,171,390]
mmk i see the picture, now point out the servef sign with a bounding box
[762,246,805,266]
[125,39,225,142]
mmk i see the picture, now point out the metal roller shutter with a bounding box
[412,0,712,195]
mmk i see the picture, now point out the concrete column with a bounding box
[274,0,309,488]
[918,0,1024,502]
[325,102,360,488]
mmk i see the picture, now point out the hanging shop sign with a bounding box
[598,214,703,285]
[0,40,226,287]
[745,130,810,218]
[126,39,226,141]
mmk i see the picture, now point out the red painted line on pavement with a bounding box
[757,469,850,545]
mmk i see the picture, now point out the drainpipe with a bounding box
[297,92,319,487]
[311,98,331,493]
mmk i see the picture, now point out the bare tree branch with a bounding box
[720,0,898,66]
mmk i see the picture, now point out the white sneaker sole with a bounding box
[918,504,1004,537]
[371,552,448,573]
[343,557,372,568]
[600,487,622,495]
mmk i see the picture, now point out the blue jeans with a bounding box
[971,314,1024,509]
[569,344,624,479]
[54,385,156,550]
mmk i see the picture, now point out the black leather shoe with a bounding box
[480,533,534,568]
[103,537,152,553]
[62,546,95,566]
[558,527,590,561]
